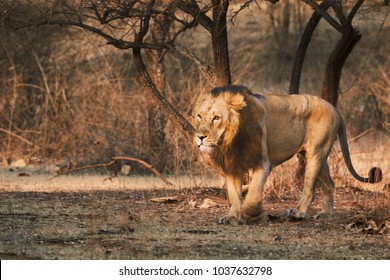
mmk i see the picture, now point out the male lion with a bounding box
[194,85,381,224]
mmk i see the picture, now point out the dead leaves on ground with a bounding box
[148,190,389,235]
[346,213,390,235]
[148,187,227,210]
[150,195,223,209]
[198,198,219,209]
[150,196,181,203]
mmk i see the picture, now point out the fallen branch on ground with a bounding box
[50,156,173,187]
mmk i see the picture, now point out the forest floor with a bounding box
[0,168,389,260]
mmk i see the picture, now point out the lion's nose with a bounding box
[197,135,207,141]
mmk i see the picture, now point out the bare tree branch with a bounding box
[176,0,213,33]
[113,156,173,186]
[348,0,365,22]
[231,0,257,25]
[131,1,195,137]
[169,43,216,80]
[38,18,167,49]
[330,0,349,28]
[301,0,343,33]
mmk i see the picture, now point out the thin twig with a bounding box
[231,0,256,25]
[49,159,116,180]
[0,128,34,146]
[169,43,216,80]
[349,128,373,143]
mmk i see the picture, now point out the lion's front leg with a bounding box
[242,163,270,223]
[218,174,244,225]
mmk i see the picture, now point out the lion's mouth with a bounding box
[198,143,214,153]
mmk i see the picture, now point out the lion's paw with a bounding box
[286,208,306,221]
[243,212,268,224]
[218,216,245,225]
[313,211,332,219]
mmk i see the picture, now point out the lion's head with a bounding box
[194,85,264,175]
[194,86,247,154]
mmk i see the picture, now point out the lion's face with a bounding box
[194,92,246,154]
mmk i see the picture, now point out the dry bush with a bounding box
[0,23,208,175]
[264,159,301,203]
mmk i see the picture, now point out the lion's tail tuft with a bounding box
[338,116,383,184]
[368,167,382,183]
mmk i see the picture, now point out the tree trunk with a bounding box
[145,49,168,171]
[321,26,361,106]
[211,0,231,86]
[145,9,172,172]
[281,0,291,49]
[289,1,331,94]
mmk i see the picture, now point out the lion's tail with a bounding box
[338,117,382,183]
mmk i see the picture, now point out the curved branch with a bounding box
[113,157,173,186]
[133,47,195,137]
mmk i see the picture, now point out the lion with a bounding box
[194,85,382,224]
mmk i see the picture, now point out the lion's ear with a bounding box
[224,93,247,111]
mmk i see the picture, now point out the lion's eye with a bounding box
[197,114,202,119]
[213,116,220,122]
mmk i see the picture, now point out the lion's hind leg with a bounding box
[314,162,335,219]
[287,155,323,220]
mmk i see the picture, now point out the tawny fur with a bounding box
[194,85,381,224]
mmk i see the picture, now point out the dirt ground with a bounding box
[0,169,389,260]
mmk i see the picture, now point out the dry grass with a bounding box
[0,1,388,179]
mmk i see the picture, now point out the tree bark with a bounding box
[146,49,168,171]
[211,0,231,86]
[145,6,173,172]
[321,26,361,106]
[289,1,331,94]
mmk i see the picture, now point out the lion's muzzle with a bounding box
[195,134,214,153]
